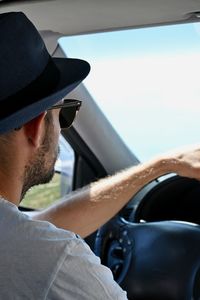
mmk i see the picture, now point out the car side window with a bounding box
[21,135,75,210]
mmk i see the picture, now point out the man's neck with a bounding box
[0,169,23,206]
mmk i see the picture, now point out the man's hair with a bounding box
[0,129,15,145]
[0,130,17,171]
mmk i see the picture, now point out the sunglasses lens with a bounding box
[59,107,77,129]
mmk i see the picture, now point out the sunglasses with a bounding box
[48,99,82,129]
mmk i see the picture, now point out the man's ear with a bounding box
[23,112,47,148]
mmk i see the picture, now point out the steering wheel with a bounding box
[94,217,200,300]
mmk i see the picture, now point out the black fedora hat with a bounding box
[0,12,90,134]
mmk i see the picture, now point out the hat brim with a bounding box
[0,57,90,134]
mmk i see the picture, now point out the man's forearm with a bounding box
[32,155,180,237]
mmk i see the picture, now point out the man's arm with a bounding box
[32,146,200,237]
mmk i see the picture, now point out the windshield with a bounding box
[59,22,200,162]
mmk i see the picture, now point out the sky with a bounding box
[59,23,200,162]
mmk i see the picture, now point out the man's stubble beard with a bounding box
[21,123,59,201]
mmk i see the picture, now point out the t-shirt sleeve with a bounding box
[46,237,128,300]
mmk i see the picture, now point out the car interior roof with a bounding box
[1,0,200,34]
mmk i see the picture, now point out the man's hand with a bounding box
[160,145,200,180]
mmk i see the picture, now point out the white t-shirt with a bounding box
[0,197,127,299]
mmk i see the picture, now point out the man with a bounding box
[1,11,200,299]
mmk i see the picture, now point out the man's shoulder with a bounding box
[0,197,81,256]
[17,208,80,247]
[0,198,87,298]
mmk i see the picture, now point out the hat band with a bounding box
[0,56,60,120]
